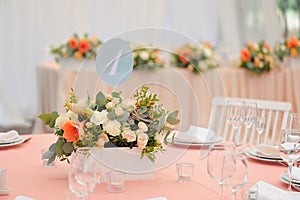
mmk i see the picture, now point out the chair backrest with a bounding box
[208,96,292,146]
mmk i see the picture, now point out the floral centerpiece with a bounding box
[39,85,180,164]
[240,41,275,75]
[171,42,219,74]
[132,47,165,70]
[51,33,102,62]
[273,36,300,61]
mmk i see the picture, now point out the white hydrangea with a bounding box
[138,122,148,132]
[115,106,124,116]
[65,110,78,121]
[85,122,93,128]
[112,97,120,105]
[155,132,164,144]
[121,130,136,142]
[90,110,108,125]
[106,102,114,109]
[103,120,121,136]
[137,133,148,149]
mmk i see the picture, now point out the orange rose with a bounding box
[240,48,252,62]
[179,54,189,64]
[287,36,299,49]
[263,42,270,51]
[290,48,298,56]
[204,42,212,49]
[62,121,79,142]
[68,37,78,50]
[74,52,83,60]
[78,39,91,53]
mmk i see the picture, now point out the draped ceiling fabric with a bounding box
[0,0,281,132]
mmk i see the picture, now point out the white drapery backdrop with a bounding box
[0,0,280,132]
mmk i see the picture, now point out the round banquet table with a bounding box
[0,134,293,200]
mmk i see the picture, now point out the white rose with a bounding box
[54,115,69,129]
[140,51,150,60]
[90,110,108,125]
[115,106,124,116]
[66,110,78,121]
[106,102,114,109]
[103,120,121,136]
[137,133,148,149]
[122,130,136,142]
[135,129,144,136]
[112,97,120,105]
[138,122,148,132]
[85,122,93,128]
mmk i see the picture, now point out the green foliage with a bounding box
[38,111,58,128]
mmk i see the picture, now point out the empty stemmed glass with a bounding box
[243,102,258,149]
[278,129,300,192]
[68,147,103,199]
[225,154,248,200]
[207,144,236,199]
[255,117,266,146]
[226,100,246,147]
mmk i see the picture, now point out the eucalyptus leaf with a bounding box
[138,106,147,114]
[96,92,106,106]
[48,154,56,165]
[111,92,120,98]
[62,142,74,154]
[42,150,55,159]
[49,143,56,152]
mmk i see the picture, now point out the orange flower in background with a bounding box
[287,36,299,49]
[78,39,91,53]
[179,54,189,64]
[68,37,78,50]
[254,57,260,67]
[204,42,212,49]
[290,48,298,56]
[263,42,270,51]
[240,48,252,62]
[62,121,79,142]
[74,52,83,60]
[248,42,255,51]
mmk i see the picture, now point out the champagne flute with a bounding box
[68,147,102,199]
[278,129,300,192]
[255,117,266,146]
[226,100,246,147]
[207,143,236,199]
[225,154,248,200]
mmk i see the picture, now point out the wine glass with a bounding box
[225,154,248,200]
[243,102,258,149]
[288,113,300,130]
[255,117,266,146]
[278,129,300,192]
[207,143,236,199]
[68,147,102,199]
[226,99,246,147]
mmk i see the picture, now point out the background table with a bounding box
[35,63,300,134]
[0,134,292,200]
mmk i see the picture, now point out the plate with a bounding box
[0,136,25,148]
[280,172,300,185]
[246,148,282,162]
[166,133,224,147]
[0,135,23,144]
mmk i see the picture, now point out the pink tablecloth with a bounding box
[0,134,291,200]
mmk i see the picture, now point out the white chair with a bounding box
[207,96,292,146]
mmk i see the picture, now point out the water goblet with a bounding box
[255,117,266,146]
[68,147,102,199]
[225,154,248,200]
[243,102,258,150]
[207,143,236,199]
[226,99,246,147]
[278,129,300,192]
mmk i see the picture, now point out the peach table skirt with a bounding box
[35,62,300,133]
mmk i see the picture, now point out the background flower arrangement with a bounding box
[273,35,300,62]
[171,42,219,74]
[239,41,275,75]
[132,47,165,71]
[51,33,102,62]
[39,85,180,163]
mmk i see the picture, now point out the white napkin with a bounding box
[173,125,215,143]
[0,130,19,143]
[144,197,167,200]
[255,144,280,158]
[14,196,35,200]
[257,180,300,200]
[292,166,300,180]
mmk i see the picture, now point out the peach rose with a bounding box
[78,39,91,53]
[74,52,83,60]
[68,37,78,50]
[240,48,251,62]
[287,36,299,49]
